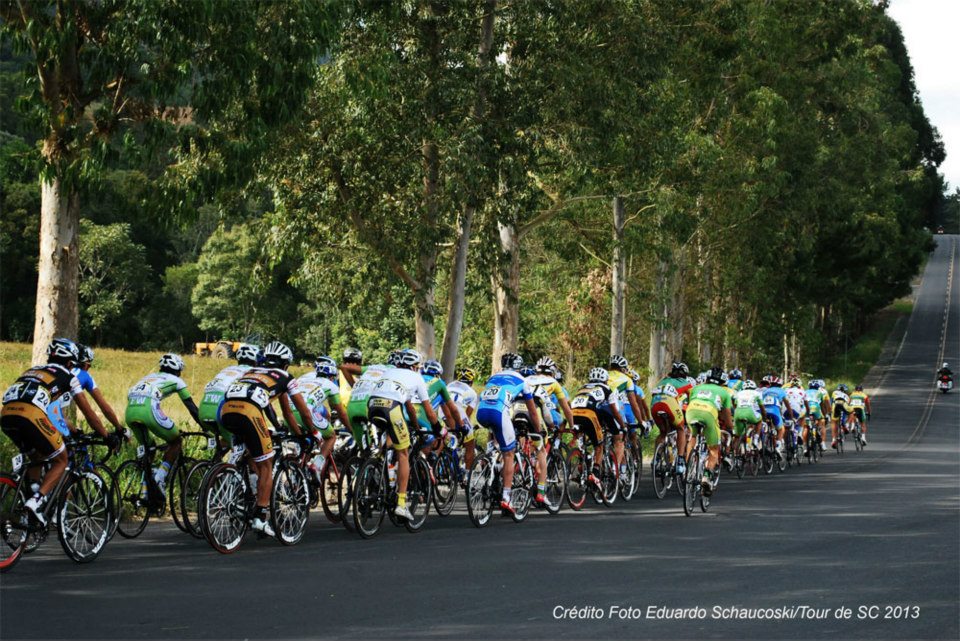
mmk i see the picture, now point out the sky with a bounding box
[887,0,960,191]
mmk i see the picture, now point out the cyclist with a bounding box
[71,345,125,435]
[849,384,871,445]
[2,338,119,524]
[522,356,576,506]
[803,379,831,454]
[125,353,202,492]
[418,359,463,443]
[830,383,853,449]
[366,348,443,521]
[651,362,695,474]
[220,341,315,536]
[289,356,353,477]
[733,379,767,453]
[783,377,810,454]
[684,366,734,496]
[198,344,261,448]
[569,367,625,489]
[342,354,393,448]
[727,368,745,393]
[760,374,789,454]
[476,353,541,516]
[607,355,648,479]
[447,366,479,470]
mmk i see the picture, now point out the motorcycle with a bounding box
[937,375,953,394]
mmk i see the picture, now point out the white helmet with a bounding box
[536,356,556,373]
[159,353,185,374]
[397,348,422,369]
[943,363,949,369]
[235,343,260,365]
[314,355,337,377]
[743,379,757,390]
[588,367,609,383]
[47,338,80,365]
[263,341,294,367]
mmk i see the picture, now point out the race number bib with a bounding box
[570,395,589,409]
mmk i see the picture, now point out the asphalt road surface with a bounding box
[2,237,957,641]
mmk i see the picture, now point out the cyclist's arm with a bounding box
[76,393,109,438]
[331,400,352,434]
[443,398,462,431]
[759,405,769,421]
[89,388,124,431]
[180,395,201,425]
[339,363,362,385]
[719,407,733,431]
[264,402,282,431]
[286,392,313,436]
[639,396,651,422]
[558,396,575,430]
[523,397,542,432]
[865,397,872,415]
[608,402,625,430]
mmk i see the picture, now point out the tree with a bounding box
[1,0,340,362]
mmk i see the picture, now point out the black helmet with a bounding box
[706,366,727,385]
[343,347,363,365]
[47,338,80,366]
[670,361,689,378]
[501,352,523,370]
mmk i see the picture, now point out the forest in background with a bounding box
[0,0,953,387]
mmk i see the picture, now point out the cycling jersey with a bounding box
[198,364,252,437]
[607,369,637,425]
[476,370,533,452]
[524,373,567,428]
[367,368,430,451]
[849,391,868,421]
[71,367,97,393]
[650,384,684,429]
[570,381,619,445]
[784,387,807,419]
[220,367,300,462]
[2,363,83,460]
[727,378,744,392]
[831,390,852,420]
[125,372,192,443]
[416,376,453,429]
[760,386,788,428]
[657,376,694,404]
[805,387,827,419]
[447,380,478,443]
[685,383,733,446]
[288,372,341,437]
[733,388,763,436]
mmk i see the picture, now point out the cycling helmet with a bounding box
[706,366,727,385]
[535,356,556,373]
[519,365,536,377]
[262,341,294,368]
[158,353,185,374]
[855,384,863,391]
[386,350,401,366]
[314,355,337,377]
[79,344,94,365]
[421,359,443,377]
[46,338,80,366]
[808,380,821,390]
[627,367,641,383]
[455,367,477,384]
[609,354,629,370]
[588,367,609,383]
[743,379,757,390]
[838,383,849,393]
[500,352,523,371]
[397,348,422,369]
[235,343,260,366]
[670,361,690,378]
[769,375,783,387]
[789,376,802,388]
[943,362,949,369]
[729,368,743,380]
[343,347,363,365]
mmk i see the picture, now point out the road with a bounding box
[2,236,958,641]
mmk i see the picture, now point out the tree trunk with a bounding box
[439,0,496,378]
[648,258,669,391]
[32,173,80,364]
[610,196,626,357]
[491,221,520,372]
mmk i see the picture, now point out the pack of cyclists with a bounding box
[1,337,876,560]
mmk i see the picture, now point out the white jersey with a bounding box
[348,364,390,404]
[204,364,251,394]
[447,380,478,423]
[735,389,763,414]
[289,372,341,429]
[370,367,430,404]
[128,372,188,402]
[785,387,806,413]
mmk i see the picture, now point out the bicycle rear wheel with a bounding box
[272,458,310,545]
[57,470,110,563]
[352,457,386,538]
[114,460,149,539]
[600,452,617,506]
[683,449,699,517]
[618,446,638,501]
[543,451,567,514]
[403,456,432,533]
[199,463,249,554]
[181,460,212,538]
[338,456,361,531]
[0,474,27,573]
[466,455,496,528]
[510,454,534,522]
[320,457,344,524]
[651,443,670,499]
[169,457,192,534]
[431,449,458,517]
[564,448,587,510]
[854,425,863,452]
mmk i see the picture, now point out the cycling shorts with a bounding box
[125,398,179,444]
[808,404,823,420]
[476,406,516,453]
[651,398,684,429]
[1,402,65,461]
[733,407,762,436]
[832,403,849,421]
[571,408,605,447]
[785,407,805,422]
[367,397,410,451]
[347,399,369,442]
[220,400,274,463]
[685,407,720,447]
[852,407,866,423]
[198,393,231,441]
[763,408,783,428]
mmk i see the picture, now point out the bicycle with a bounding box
[783,418,802,468]
[70,433,122,540]
[0,434,113,572]
[351,427,433,538]
[465,438,535,527]
[618,426,642,501]
[197,432,311,554]
[651,416,685,499]
[733,431,762,479]
[682,423,716,516]
[178,434,231,538]
[759,421,784,474]
[513,415,566,514]
[803,418,821,464]
[850,416,865,452]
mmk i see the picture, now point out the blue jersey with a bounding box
[72,367,96,393]
[761,386,787,414]
[478,371,533,412]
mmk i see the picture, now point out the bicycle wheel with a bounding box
[510,454,534,523]
[600,453,618,507]
[619,446,638,502]
[199,463,248,554]
[169,457,191,534]
[114,460,149,538]
[94,464,120,541]
[683,449,699,517]
[180,460,212,538]
[735,443,745,479]
[319,457,343,524]
[431,450,458,517]
[57,470,110,563]
[812,434,821,463]
[0,474,28,573]
[854,426,863,452]
[403,456,432,533]
[564,447,587,511]
[466,455,495,528]
[700,462,715,513]
[352,457,386,538]
[651,443,669,499]
[271,458,310,546]
[543,451,567,514]
[338,456,361,532]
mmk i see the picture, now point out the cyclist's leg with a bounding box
[221,401,274,509]
[142,400,182,465]
[2,404,67,496]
